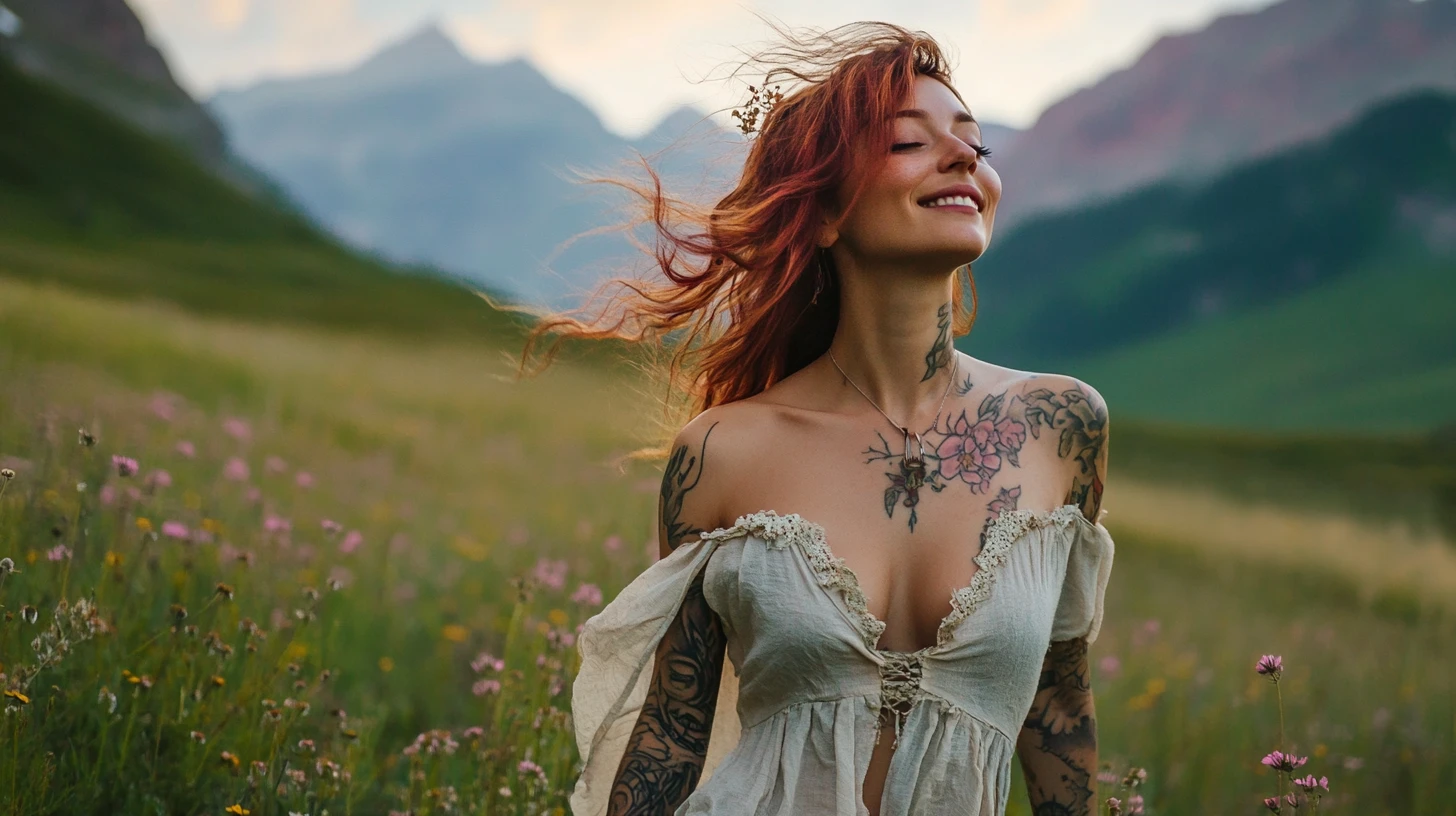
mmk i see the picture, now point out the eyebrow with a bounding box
[895,108,977,124]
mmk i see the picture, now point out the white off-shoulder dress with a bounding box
[569,503,1115,816]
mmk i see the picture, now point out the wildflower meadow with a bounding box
[0,275,1452,815]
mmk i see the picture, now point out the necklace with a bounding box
[828,348,958,475]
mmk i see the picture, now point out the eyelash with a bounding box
[893,142,992,157]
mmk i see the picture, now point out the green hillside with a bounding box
[966,90,1456,431]
[0,57,535,344]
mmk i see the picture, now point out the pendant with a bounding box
[880,426,945,532]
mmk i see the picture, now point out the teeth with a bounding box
[921,195,978,210]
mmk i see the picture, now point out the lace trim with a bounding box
[695,504,1088,654]
[936,503,1087,648]
[699,510,888,653]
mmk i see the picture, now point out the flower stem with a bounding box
[1275,677,1286,803]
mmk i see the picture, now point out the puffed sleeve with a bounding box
[569,536,742,816]
[1049,512,1116,645]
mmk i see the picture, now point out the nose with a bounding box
[947,138,981,174]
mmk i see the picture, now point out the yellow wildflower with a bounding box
[135,517,153,533]
[547,608,569,628]
[225,804,250,814]
[378,656,394,673]
[3,689,30,705]
[104,551,123,567]
[183,490,202,510]
[441,624,469,643]
[201,518,224,534]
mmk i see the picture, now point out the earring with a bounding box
[812,249,826,305]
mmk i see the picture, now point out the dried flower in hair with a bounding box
[732,83,784,136]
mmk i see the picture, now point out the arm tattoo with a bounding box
[1017,637,1097,815]
[608,574,727,815]
[922,301,953,381]
[1021,384,1107,521]
[660,422,718,551]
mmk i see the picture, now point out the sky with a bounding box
[129,0,1281,139]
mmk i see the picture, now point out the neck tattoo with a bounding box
[829,347,959,531]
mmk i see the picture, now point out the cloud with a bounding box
[207,0,251,31]
[980,0,1093,35]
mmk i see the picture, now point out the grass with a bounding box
[0,275,1452,814]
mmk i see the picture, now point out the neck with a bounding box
[824,272,960,430]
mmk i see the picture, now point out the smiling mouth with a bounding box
[918,200,981,213]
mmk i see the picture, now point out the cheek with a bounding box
[981,166,1004,209]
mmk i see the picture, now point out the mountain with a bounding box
[0,0,272,195]
[208,24,748,310]
[963,90,1456,432]
[0,56,530,344]
[993,0,1456,228]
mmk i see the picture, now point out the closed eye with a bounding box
[893,142,993,157]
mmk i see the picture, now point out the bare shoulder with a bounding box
[962,361,1109,522]
[656,401,765,556]
[1011,370,1109,523]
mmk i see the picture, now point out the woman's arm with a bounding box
[606,573,727,815]
[1017,376,1108,813]
[1016,638,1098,815]
[605,413,730,815]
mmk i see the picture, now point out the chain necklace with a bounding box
[829,348,958,474]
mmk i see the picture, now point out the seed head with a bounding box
[78,429,96,447]
[0,468,15,480]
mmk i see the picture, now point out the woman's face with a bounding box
[825,74,1002,272]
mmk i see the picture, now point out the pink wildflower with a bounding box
[570,582,603,606]
[472,678,502,696]
[295,471,315,489]
[603,534,622,552]
[462,726,485,739]
[112,455,139,477]
[1261,751,1308,773]
[532,557,568,590]
[264,515,292,534]
[149,392,178,421]
[1263,797,1281,812]
[1256,654,1283,677]
[1293,775,1329,792]
[99,484,117,506]
[265,455,288,474]
[1098,655,1121,676]
[321,519,343,535]
[471,652,505,673]
[222,417,251,441]
[339,530,363,554]
[161,521,190,540]
[145,470,172,489]
[223,457,249,482]
[47,544,73,561]
[176,440,196,458]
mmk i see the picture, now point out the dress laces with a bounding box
[875,650,924,750]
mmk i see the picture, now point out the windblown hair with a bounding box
[503,17,979,463]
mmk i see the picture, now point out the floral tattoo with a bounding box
[1021,386,1107,518]
[863,390,1029,532]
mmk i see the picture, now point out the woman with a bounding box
[516,19,1114,816]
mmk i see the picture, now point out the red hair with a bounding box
[501,18,979,462]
